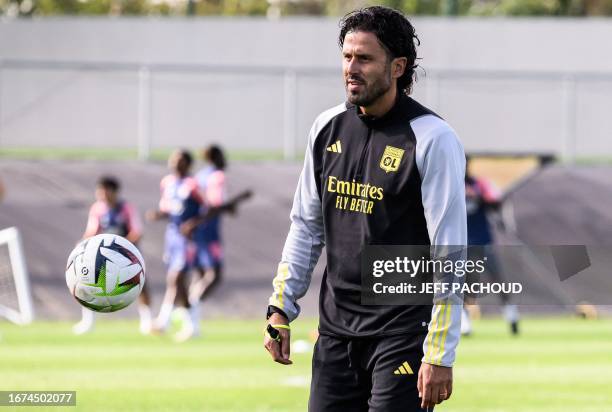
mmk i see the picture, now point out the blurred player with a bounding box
[188,145,228,316]
[73,176,152,335]
[180,150,252,337]
[147,149,202,342]
[148,149,249,342]
[463,157,519,336]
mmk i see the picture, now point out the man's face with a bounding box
[342,31,393,107]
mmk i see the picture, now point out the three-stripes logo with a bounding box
[327,140,342,154]
[393,361,414,375]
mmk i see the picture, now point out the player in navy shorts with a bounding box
[189,146,227,315]
[147,150,204,342]
[73,176,152,335]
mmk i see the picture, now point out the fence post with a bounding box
[137,66,152,161]
[283,69,297,161]
[562,75,577,164]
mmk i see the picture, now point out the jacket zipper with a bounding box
[355,128,372,180]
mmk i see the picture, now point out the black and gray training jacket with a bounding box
[269,94,467,367]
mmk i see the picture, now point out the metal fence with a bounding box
[1,59,612,161]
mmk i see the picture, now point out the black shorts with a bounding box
[309,332,431,412]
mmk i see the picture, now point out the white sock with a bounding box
[189,303,200,335]
[155,303,174,330]
[460,307,472,335]
[504,304,519,323]
[80,308,95,326]
[73,308,95,335]
[138,304,152,333]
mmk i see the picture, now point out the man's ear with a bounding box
[392,57,408,79]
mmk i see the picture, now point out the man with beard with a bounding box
[263,6,467,411]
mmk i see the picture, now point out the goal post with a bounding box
[0,227,34,325]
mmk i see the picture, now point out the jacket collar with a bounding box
[348,92,407,128]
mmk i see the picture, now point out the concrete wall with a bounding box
[2,17,612,158]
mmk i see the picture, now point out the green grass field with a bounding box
[1,317,611,411]
[3,147,612,165]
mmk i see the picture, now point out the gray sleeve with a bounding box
[414,117,467,367]
[268,103,345,322]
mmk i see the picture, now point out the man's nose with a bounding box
[345,57,360,74]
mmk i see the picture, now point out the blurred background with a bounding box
[1,2,611,411]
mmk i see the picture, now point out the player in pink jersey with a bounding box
[73,176,152,335]
[189,145,228,311]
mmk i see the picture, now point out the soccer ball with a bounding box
[65,234,145,313]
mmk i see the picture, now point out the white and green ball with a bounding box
[65,234,146,313]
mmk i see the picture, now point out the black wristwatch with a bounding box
[266,305,288,320]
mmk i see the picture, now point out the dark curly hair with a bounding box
[338,6,420,95]
[177,149,193,168]
[202,144,227,171]
[97,175,120,192]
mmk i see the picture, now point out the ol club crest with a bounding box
[380,146,404,173]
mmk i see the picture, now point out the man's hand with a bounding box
[418,363,453,409]
[179,218,198,237]
[145,210,162,222]
[263,313,292,365]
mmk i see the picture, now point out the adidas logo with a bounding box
[393,361,414,375]
[327,140,342,153]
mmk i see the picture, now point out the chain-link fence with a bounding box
[1,59,612,161]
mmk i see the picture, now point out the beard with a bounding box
[345,67,392,108]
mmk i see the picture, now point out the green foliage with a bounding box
[467,0,501,15]
[281,0,325,16]
[584,0,612,14]
[326,0,444,16]
[466,0,596,15]
[3,0,612,19]
[324,0,370,17]
[194,0,222,15]
[121,0,148,15]
[500,0,559,15]
[411,0,443,15]
[195,0,267,16]
[328,0,480,16]
[24,0,148,15]
[78,0,111,14]
[36,0,82,15]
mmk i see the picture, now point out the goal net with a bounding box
[0,227,34,325]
